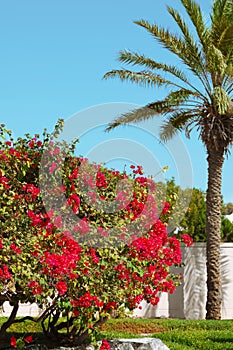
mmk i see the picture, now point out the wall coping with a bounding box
[182,242,233,248]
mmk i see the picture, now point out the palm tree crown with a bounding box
[104,0,233,320]
[104,0,233,153]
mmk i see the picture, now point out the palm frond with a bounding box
[105,105,162,132]
[167,5,213,95]
[105,89,198,132]
[118,50,211,97]
[212,0,233,21]
[118,50,189,83]
[211,0,233,53]
[106,102,182,133]
[165,88,200,104]
[167,6,205,68]
[213,23,233,51]
[134,20,199,70]
[103,69,186,89]
[180,0,208,48]
[207,4,233,86]
[159,121,180,141]
[160,110,199,141]
[134,19,213,96]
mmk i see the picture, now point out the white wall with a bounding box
[133,243,233,319]
[2,243,233,320]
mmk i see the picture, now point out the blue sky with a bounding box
[1,0,232,203]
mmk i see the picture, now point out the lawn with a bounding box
[99,318,233,349]
[1,317,233,349]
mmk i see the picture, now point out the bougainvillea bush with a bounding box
[0,120,192,347]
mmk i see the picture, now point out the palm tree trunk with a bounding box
[206,148,224,320]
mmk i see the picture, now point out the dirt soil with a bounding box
[100,320,168,334]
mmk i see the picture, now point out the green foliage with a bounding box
[0,122,190,346]
[222,202,233,215]
[179,188,206,242]
[221,216,233,242]
[104,0,233,140]
[160,181,233,242]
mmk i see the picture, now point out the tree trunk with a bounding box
[0,302,19,338]
[206,149,224,320]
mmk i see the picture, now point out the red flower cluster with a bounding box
[100,340,111,350]
[10,243,21,255]
[1,127,194,347]
[27,281,43,295]
[0,265,12,280]
[67,193,80,214]
[22,184,40,200]
[68,167,79,180]
[10,334,33,348]
[70,292,104,308]
[161,201,170,215]
[96,171,108,188]
[0,172,10,189]
[181,234,193,247]
[10,335,17,348]
[28,138,42,149]
[73,218,90,235]
[56,280,67,295]
[130,165,144,175]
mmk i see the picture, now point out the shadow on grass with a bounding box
[209,335,233,344]
[2,332,63,350]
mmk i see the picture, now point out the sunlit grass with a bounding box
[1,317,233,349]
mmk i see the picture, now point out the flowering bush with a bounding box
[10,334,33,349]
[0,120,192,347]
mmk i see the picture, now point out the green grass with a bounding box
[98,318,233,350]
[1,317,233,349]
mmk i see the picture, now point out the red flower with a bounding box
[3,265,12,279]
[73,219,90,235]
[49,162,57,174]
[56,280,67,295]
[21,184,40,200]
[53,216,63,228]
[96,171,108,188]
[0,239,2,249]
[100,340,110,350]
[53,147,60,156]
[73,309,79,317]
[161,201,170,215]
[104,301,117,310]
[10,335,17,348]
[0,266,12,279]
[28,140,35,148]
[28,281,43,295]
[181,234,193,247]
[0,175,10,189]
[68,168,79,180]
[24,335,33,344]
[10,243,21,254]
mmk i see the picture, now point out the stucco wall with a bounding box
[2,243,233,319]
[134,243,233,319]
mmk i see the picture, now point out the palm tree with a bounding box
[103,0,233,320]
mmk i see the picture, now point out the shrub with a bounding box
[0,121,192,346]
